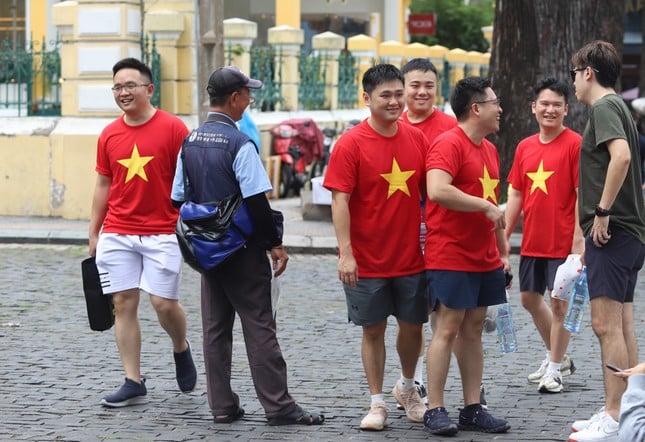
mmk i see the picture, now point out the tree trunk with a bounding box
[489,0,625,199]
[198,0,224,123]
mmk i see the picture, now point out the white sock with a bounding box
[371,393,385,406]
[414,356,424,385]
[548,361,562,373]
[545,350,551,361]
[400,376,415,390]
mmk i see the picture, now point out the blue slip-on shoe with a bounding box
[174,339,197,393]
[424,407,458,436]
[100,377,147,408]
[458,404,510,433]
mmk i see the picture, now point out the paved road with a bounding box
[1,244,643,441]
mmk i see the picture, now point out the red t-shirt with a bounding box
[96,110,189,235]
[323,120,428,277]
[507,128,581,258]
[401,108,457,143]
[425,127,502,272]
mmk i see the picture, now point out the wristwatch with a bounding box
[595,205,611,217]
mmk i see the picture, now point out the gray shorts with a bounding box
[519,256,566,294]
[343,272,428,326]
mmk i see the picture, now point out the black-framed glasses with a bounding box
[473,97,501,106]
[111,83,150,93]
[569,66,599,82]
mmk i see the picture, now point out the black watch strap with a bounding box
[595,205,611,217]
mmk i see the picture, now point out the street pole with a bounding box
[198,0,224,123]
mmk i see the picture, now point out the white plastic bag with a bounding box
[271,275,281,320]
[552,254,583,301]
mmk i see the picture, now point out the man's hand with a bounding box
[591,215,611,247]
[484,202,506,231]
[338,252,359,287]
[614,361,645,380]
[270,246,289,277]
[89,233,99,257]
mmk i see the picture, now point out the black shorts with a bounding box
[518,256,566,294]
[585,227,645,303]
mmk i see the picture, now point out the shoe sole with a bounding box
[424,424,458,436]
[539,385,563,393]
[458,423,511,433]
[100,395,147,408]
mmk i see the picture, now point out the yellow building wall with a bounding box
[0,135,51,216]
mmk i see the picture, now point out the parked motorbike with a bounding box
[310,126,337,180]
[270,118,324,198]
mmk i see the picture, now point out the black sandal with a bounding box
[213,406,245,424]
[267,404,325,426]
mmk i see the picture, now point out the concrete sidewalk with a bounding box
[0,195,521,254]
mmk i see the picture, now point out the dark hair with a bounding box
[362,64,404,95]
[450,76,491,120]
[532,77,571,103]
[401,58,438,77]
[571,40,621,88]
[112,58,153,83]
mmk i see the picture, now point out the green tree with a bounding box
[409,0,494,51]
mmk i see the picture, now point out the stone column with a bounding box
[446,48,468,86]
[347,34,377,105]
[145,10,185,114]
[428,44,449,105]
[403,42,430,64]
[52,0,143,117]
[466,50,484,77]
[223,18,258,75]
[312,31,345,110]
[378,40,404,67]
[268,25,304,111]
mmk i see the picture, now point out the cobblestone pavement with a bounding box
[1,244,643,441]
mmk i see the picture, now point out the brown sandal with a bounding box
[267,404,325,426]
[213,406,245,424]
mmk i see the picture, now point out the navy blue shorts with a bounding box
[343,272,429,326]
[426,267,506,310]
[585,228,645,303]
[519,256,566,294]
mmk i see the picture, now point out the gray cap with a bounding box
[207,66,262,97]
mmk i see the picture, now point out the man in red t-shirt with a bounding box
[324,64,429,431]
[423,77,510,436]
[399,58,458,405]
[505,78,583,394]
[88,58,196,408]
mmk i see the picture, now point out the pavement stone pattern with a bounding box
[1,244,644,441]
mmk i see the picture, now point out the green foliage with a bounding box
[410,0,494,51]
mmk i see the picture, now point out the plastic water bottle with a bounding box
[564,267,589,333]
[496,292,517,353]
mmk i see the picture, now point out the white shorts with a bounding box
[95,233,183,300]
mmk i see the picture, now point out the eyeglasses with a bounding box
[236,90,255,104]
[111,83,150,93]
[569,66,599,82]
[473,98,501,106]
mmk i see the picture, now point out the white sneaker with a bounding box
[392,380,425,423]
[571,407,606,432]
[360,402,388,431]
[538,370,563,393]
[528,358,549,383]
[528,354,576,384]
[567,412,618,441]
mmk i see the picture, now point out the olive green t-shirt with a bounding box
[579,93,645,243]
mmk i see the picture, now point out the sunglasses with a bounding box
[569,66,599,82]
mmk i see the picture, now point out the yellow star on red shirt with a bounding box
[479,164,499,204]
[526,160,554,195]
[117,144,154,183]
[380,158,415,199]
